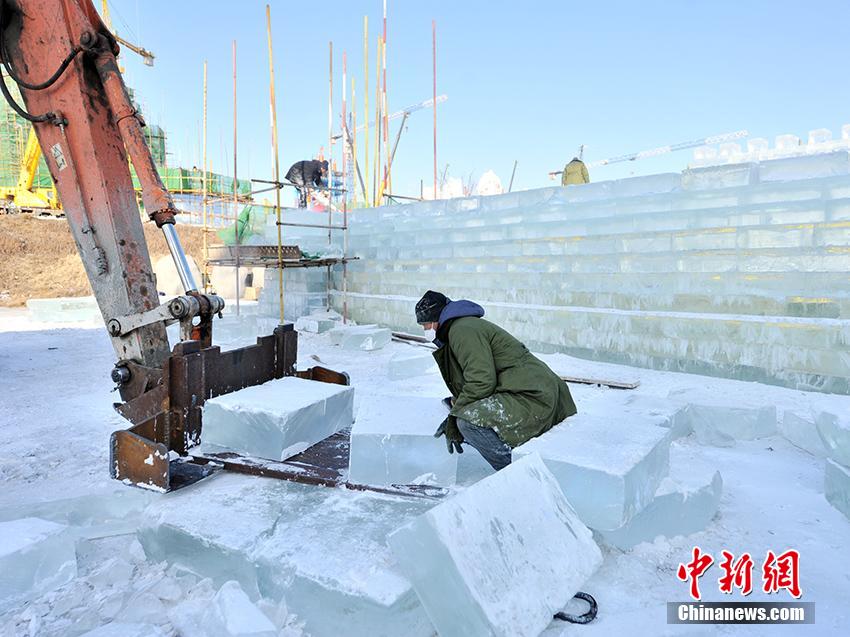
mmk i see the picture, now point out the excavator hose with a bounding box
[554,591,598,625]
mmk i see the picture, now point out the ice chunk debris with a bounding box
[388,453,602,637]
[0,517,77,612]
[329,324,391,350]
[817,411,850,467]
[387,350,438,380]
[779,410,828,457]
[681,402,777,447]
[80,623,168,637]
[349,396,457,487]
[825,459,850,522]
[200,581,277,637]
[202,376,354,461]
[599,446,722,550]
[294,316,336,333]
[513,408,671,530]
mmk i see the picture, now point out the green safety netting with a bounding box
[216,205,266,245]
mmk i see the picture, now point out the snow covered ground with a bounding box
[1,306,848,636]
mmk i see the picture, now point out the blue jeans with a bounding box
[456,417,512,471]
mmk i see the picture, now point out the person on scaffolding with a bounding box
[285,159,329,208]
[415,290,577,470]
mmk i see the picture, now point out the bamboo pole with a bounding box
[232,39,240,315]
[266,4,284,324]
[202,60,208,292]
[351,77,356,207]
[342,51,347,209]
[363,15,369,208]
[432,20,437,199]
[373,37,381,206]
[327,41,333,244]
[382,0,390,196]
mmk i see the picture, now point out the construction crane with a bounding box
[0,0,350,493]
[548,130,750,178]
[0,0,154,213]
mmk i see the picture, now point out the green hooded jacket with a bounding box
[432,308,577,448]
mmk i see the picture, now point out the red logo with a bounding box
[677,548,802,600]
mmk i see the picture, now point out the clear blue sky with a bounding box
[110,0,850,196]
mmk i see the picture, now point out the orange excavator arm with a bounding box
[0,0,330,492]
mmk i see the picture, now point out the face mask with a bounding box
[424,328,437,342]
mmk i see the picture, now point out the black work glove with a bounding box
[434,416,464,454]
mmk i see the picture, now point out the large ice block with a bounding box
[254,489,434,637]
[780,410,828,457]
[349,396,457,487]
[817,411,850,467]
[679,402,777,447]
[26,296,101,323]
[513,410,672,530]
[825,459,850,522]
[387,350,438,380]
[201,376,354,461]
[599,446,722,550]
[200,581,277,637]
[388,453,602,637]
[294,315,335,333]
[329,324,391,351]
[0,517,77,612]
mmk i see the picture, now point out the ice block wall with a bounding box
[319,151,850,393]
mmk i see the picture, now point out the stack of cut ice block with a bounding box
[318,150,850,393]
[818,411,850,521]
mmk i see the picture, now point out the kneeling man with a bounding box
[415,290,577,470]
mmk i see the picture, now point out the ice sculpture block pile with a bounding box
[388,453,602,637]
[315,150,850,393]
[201,376,354,461]
[349,396,457,487]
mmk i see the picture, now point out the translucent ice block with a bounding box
[680,403,777,447]
[25,296,101,323]
[387,350,438,380]
[349,396,457,487]
[825,459,850,522]
[0,517,77,612]
[513,411,672,531]
[779,410,828,457]
[202,377,354,461]
[816,411,850,467]
[294,316,335,333]
[329,324,391,351]
[599,446,722,550]
[255,489,434,637]
[388,453,602,637]
[200,581,277,637]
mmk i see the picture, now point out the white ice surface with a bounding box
[780,409,828,457]
[386,349,438,380]
[2,311,850,636]
[825,459,850,522]
[349,395,457,486]
[390,453,602,637]
[201,376,354,461]
[80,623,168,637]
[816,410,850,467]
[328,324,391,351]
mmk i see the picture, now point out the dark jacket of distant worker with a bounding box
[561,157,589,186]
[416,290,577,470]
[285,159,328,208]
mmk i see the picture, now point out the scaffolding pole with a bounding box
[202,60,209,292]
[232,40,240,315]
[432,19,437,199]
[266,4,284,324]
[363,15,369,209]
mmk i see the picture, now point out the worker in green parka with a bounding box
[415,290,577,470]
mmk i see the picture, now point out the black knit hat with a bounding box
[415,290,449,324]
